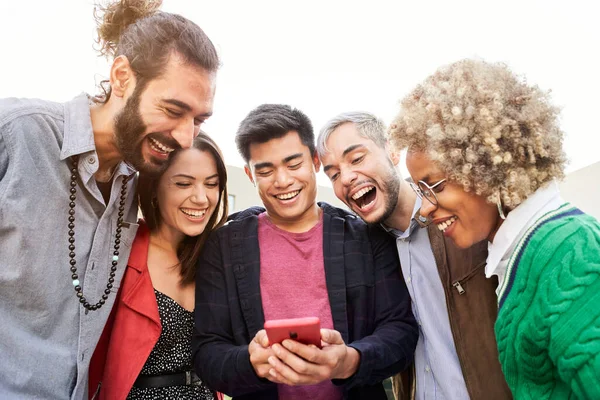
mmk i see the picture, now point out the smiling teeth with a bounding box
[181,208,206,218]
[149,137,175,154]
[437,216,457,232]
[352,186,374,200]
[276,190,300,200]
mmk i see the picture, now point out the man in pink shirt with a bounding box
[193,104,418,400]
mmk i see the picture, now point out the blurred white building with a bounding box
[560,161,600,220]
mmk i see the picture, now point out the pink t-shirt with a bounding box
[258,212,343,400]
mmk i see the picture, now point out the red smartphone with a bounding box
[264,317,321,348]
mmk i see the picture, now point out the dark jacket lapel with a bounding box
[322,208,349,342]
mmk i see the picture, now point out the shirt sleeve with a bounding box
[548,221,600,399]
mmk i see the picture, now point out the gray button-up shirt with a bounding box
[384,198,469,400]
[0,95,138,399]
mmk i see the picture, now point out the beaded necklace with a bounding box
[67,155,129,311]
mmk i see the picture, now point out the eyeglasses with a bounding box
[409,178,447,207]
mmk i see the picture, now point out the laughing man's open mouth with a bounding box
[351,185,376,210]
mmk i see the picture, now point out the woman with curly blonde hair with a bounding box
[390,59,600,399]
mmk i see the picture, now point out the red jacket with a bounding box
[89,221,162,400]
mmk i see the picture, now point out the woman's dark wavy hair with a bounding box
[137,133,228,284]
[94,0,219,103]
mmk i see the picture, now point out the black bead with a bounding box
[99,299,106,305]
[76,292,83,298]
[69,237,75,243]
[70,187,76,194]
[112,260,118,266]
[108,277,114,283]
[68,209,75,216]
[70,194,76,201]
[68,216,75,222]
[70,259,76,265]
[69,202,75,208]
[115,239,120,245]
[69,251,75,258]
[83,302,90,308]
[90,305,98,311]
[70,181,76,187]
[79,298,86,303]
[114,244,120,250]
[71,274,78,280]
[68,223,74,230]
[110,266,117,272]
[102,294,109,300]
[70,266,77,272]
[74,285,81,291]
[69,244,75,251]
[107,283,113,289]
[115,233,121,239]
[105,289,111,295]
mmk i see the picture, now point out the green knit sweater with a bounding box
[495,203,600,399]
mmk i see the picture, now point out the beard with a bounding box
[113,85,167,176]
[374,171,400,225]
[358,160,401,226]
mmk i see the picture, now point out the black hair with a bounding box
[235,104,315,163]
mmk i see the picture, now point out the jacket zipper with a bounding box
[452,260,486,295]
[452,281,466,294]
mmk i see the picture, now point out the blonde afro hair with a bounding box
[390,59,567,211]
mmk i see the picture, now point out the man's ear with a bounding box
[244,165,255,186]
[387,142,401,166]
[109,55,136,99]
[312,152,321,173]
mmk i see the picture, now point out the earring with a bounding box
[151,197,158,209]
[496,194,506,220]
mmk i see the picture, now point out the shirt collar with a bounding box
[59,93,136,179]
[382,197,422,240]
[485,181,564,278]
[59,93,96,160]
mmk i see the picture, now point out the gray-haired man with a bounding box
[317,112,511,400]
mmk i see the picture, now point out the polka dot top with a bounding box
[127,289,213,400]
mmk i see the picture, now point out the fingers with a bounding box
[254,329,269,347]
[249,331,275,379]
[281,339,328,365]
[320,328,344,345]
[268,342,332,384]
[267,346,326,385]
[252,329,348,384]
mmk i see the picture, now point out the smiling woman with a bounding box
[89,133,229,400]
[390,58,600,399]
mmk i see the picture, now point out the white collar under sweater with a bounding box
[485,181,564,292]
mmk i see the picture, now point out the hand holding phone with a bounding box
[264,317,321,348]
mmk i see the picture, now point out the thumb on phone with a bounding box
[254,329,270,347]
[320,329,344,345]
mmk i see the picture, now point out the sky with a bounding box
[1,0,598,186]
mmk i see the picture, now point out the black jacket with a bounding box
[193,203,418,399]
